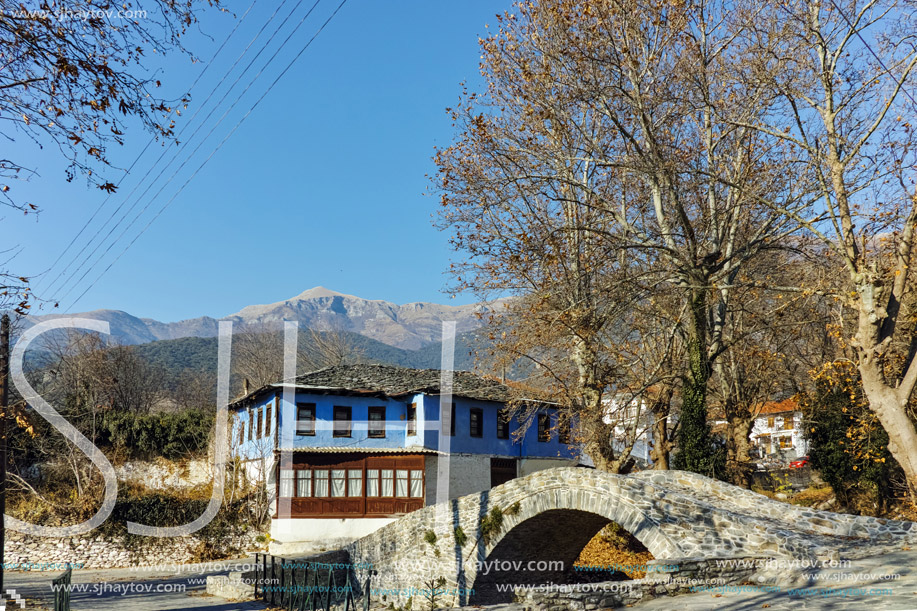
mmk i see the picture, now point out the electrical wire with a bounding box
[36,0,258,298]
[52,0,322,305]
[45,0,300,303]
[65,0,349,311]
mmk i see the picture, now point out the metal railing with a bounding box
[52,568,71,611]
[253,553,375,611]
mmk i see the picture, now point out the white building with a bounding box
[603,392,658,466]
[749,398,808,460]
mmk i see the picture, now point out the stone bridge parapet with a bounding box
[342,467,917,606]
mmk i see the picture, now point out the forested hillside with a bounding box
[131,329,481,384]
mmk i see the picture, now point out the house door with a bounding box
[490,458,517,488]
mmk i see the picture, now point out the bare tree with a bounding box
[480,281,673,472]
[43,331,163,414]
[18,330,163,495]
[0,249,30,316]
[169,368,216,412]
[232,324,286,391]
[299,327,365,372]
[232,324,365,394]
[734,0,917,500]
[693,245,836,485]
[436,0,802,476]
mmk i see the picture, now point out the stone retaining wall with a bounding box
[5,530,263,571]
[115,458,213,491]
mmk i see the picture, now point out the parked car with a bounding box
[788,456,810,469]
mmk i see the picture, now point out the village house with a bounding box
[606,392,808,468]
[749,398,808,461]
[228,364,580,552]
[604,392,657,467]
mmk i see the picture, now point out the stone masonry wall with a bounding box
[513,555,768,610]
[5,530,262,571]
[8,457,264,571]
[115,458,212,491]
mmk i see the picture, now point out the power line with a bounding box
[45,0,300,303]
[65,0,350,311]
[52,0,321,306]
[825,0,917,108]
[36,0,258,298]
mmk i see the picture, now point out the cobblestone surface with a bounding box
[443,548,917,610]
[6,545,916,610]
[626,548,917,610]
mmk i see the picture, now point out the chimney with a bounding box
[243,378,251,395]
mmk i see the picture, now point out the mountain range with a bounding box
[25,286,497,351]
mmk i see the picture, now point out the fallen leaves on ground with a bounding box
[574,524,654,579]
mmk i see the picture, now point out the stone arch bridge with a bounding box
[343,467,917,605]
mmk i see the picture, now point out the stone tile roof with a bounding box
[290,364,510,403]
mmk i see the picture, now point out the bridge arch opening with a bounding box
[468,510,655,604]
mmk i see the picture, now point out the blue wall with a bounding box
[278,392,409,450]
[232,388,579,460]
[234,392,277,459]
[419,395,578,459]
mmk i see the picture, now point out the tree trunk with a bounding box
[582,412,619,472]
[724,408,754,488]
[649,387,674,470]
[859,360,917,504]
[571,340,633,474]
[853,274,917,505]
[650,413,671,470]
[674,287,716,476]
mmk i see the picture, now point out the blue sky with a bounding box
[8,0,505,322]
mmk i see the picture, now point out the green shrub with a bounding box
[801,363,903,514]
[453,526,467,547]
[99,488,256,559]
[97,408,212,460]
[480,507,504,545]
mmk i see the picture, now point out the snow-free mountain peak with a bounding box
[293,286,353,300]
[26,288,495,350]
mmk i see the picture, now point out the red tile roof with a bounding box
[757,397,799,415]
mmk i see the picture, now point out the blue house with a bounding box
[228,364,580,551]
